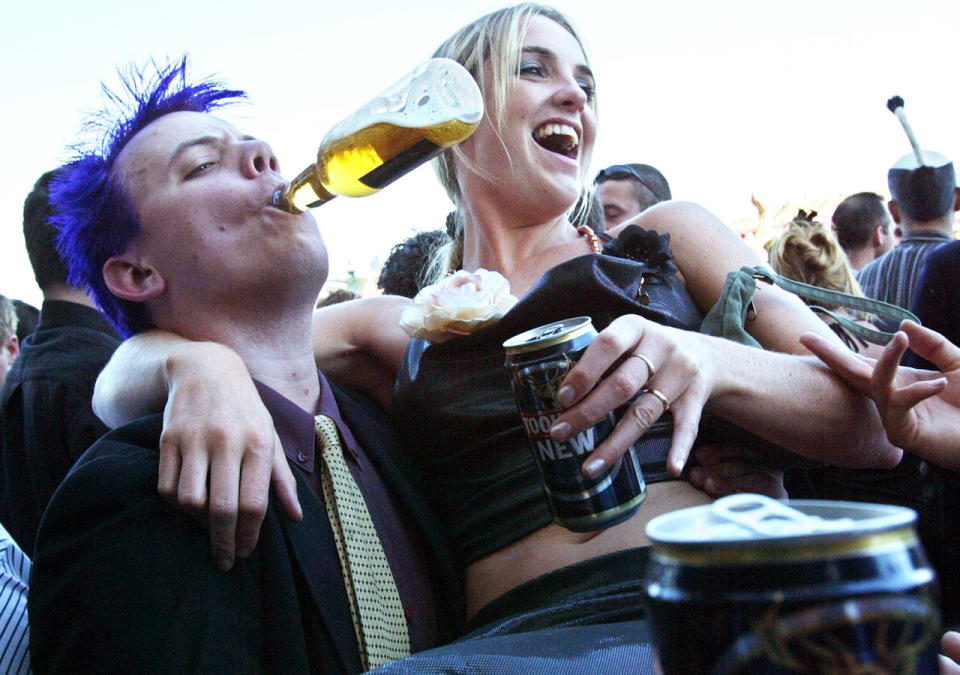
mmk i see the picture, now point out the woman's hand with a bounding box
[548,314,715,478]
[94,334,302,571]
[157,343,302,570]
[800,321,960,470]
[941,631,960,674]
[688,444,787,499]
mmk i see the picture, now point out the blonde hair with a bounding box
[426,3,596,281]
[0,295,18,339]
[767,215,866,312]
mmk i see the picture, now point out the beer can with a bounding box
[503,316,646,532]
[644,494,941,674]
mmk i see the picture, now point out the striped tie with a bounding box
[314,414,410,670]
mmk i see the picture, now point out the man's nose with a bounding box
[242,139,279,178]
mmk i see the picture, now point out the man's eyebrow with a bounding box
[167,133,254,167]
[521,45,593,80]
[168,135,222,167]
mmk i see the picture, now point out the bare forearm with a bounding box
[704,335,900,468]
[93,331,184,428]
[93,331,245,428]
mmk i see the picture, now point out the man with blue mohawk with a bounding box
[27,58,460,674]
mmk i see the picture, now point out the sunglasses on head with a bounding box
[594,164,663,200]
[594,164,645,183]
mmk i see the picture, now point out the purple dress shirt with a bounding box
[254,373,439,653]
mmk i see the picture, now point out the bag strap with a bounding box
[748,266,919,345]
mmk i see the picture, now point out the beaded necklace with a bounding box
[577,225,602,254]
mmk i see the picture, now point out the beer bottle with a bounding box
[274,58,483,212]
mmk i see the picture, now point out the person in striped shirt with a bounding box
[857,150,959,311]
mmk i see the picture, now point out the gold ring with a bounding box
[641,387,670,413]
[629,353,656,380]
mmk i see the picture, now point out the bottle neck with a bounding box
[284,164,336,211]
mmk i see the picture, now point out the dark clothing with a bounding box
[28,380,462,674]
[370,548,655,674]
[905,239,960,371]
[255,374,439,651]
[902,239,960,628]
[0,300,119,555]
[394,229,702,566]
[857,229,951,310]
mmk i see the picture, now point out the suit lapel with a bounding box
[278,468,363,673]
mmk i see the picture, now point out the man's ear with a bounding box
[888,200,901,224]
[872,224,885,248]
[102,254,165,302]
[953,187,960,212]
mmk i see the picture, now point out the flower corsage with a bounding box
[399,269,518,343]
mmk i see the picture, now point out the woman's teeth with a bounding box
[533,123,579,157]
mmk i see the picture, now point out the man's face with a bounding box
[876,218,895,257]
[112,111,328,319]
[0,333,18,387]
[596,178,642,227]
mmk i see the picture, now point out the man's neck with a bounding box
[902,216,954,238]
[42,283,97,307]
[847,247,875,271]
[154,295,323,412]
[208,319,321,414]
[241,346,321,414]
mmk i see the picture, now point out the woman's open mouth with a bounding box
[532,122,579,159]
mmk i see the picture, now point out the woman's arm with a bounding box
[94,332,299,570]
[550,201,900,477]
[92,296,411,568]
[310,295,411,409]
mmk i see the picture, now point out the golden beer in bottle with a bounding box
[276,58,483,212]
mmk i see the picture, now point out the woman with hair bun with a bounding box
[767,210,885,359]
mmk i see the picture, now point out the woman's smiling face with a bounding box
[456,14,597,220]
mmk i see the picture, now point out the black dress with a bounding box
[393,226,702,566]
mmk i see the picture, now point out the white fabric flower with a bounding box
[399,269,518,342]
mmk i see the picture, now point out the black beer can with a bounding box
[645,494,941,674]
[503,316,646,532]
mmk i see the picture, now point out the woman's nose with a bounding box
[554,75,587,110]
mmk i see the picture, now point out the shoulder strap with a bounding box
[748,266,919,345]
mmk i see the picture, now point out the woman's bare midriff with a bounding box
[464,481,712,618]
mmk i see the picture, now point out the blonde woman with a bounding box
[767,211,885,359]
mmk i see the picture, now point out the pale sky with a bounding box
[2,0,958,307]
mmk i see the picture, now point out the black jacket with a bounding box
[28,383,462,674]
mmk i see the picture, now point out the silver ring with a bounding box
[629,353,656,380]
[641,387,670,413]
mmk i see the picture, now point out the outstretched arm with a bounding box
[550,201,900,479]
[801,320,960,469]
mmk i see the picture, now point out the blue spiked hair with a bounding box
[50,56,246,337]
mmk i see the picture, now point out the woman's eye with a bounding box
[519,61,545,77]
[185,161,216,179]
[578,80,596,102]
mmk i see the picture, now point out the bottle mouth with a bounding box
[271,188,302,214]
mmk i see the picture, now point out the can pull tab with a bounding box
[711,494,853,537]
